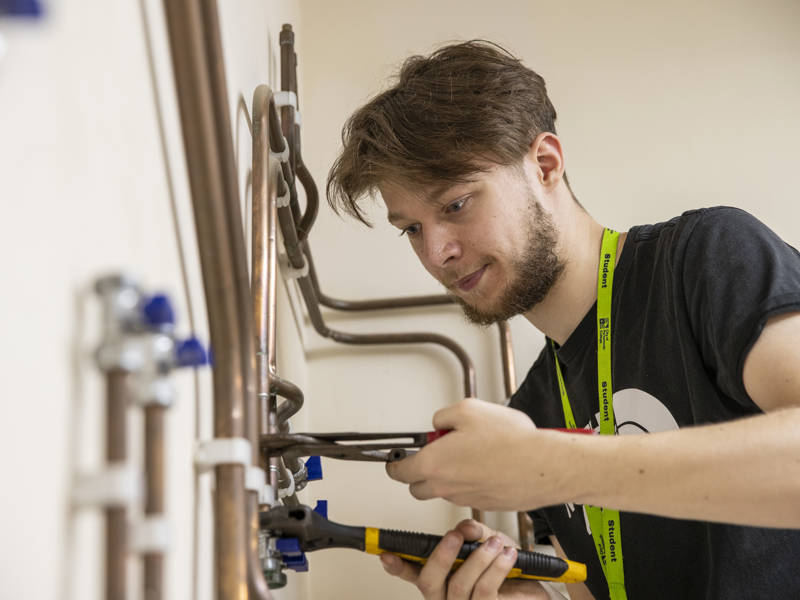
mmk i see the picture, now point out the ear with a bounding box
[524,132,565,190]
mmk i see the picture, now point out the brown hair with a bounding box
[326,40,564,225]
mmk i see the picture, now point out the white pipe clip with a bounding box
[273,91,298,110]
[276,187,291,208]
[278,253,309,280]
[72,463,141,508]
[194,438,252,472]
[271,137,290,163]
[130,516,171,553]
[246,465,267,499]
[278,470,296,499]
[262,483,277,506]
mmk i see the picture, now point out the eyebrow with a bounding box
[387,212,405,226]
[386,180,479,225]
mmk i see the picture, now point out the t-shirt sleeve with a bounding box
[681,207,800,406]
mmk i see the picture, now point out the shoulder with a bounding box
[630,206,761,247]
[627,207,790,275]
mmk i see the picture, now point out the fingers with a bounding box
[379,527,520,600]
[454,519,518,548]
[415,531,464,599]
[446,535,518,600]
[472,546,519,599]
[379,553,420,584]
[453,518,492,542]
[431,398,480,430]
[385,450,422,484]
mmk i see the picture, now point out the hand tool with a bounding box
[260,504,587,584]
[260,427,594,462]
[260,430,451,462]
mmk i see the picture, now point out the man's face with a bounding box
[382,164,565,325]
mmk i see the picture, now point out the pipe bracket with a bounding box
[129,516,171,553]
[194,438,252,472]
[273,91,297,110]
[72,463,141,507]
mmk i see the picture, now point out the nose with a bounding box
[422,224,461,268]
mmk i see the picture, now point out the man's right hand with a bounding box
[378,519,553,599]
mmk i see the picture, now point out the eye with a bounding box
[444,196,469,214]
[399,223,421,237]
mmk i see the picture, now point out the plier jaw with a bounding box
[260,430,449,462]
[260,505,365,552]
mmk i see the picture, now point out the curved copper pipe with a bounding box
[162,1,248,597]
[293,263,476,397]
[280,24,318,242]
[274,24,480,520]
[273,375,304,424]
[305,249,455,311]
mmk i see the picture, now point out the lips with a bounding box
[455,265,487,292]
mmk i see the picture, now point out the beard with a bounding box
[453,196,565,326]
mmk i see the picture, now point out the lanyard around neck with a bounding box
[552,227,627,600]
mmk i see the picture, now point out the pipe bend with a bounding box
[272,375,304,424]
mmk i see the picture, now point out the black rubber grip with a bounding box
[378,529,569,579]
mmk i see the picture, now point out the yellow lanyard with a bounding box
[552,228,627,600]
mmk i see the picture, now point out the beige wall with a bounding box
[1,0,799,599]
[293,0,800,598]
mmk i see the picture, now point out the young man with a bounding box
[327,41,800,599]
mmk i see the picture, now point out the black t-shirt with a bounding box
[510,207,800,599]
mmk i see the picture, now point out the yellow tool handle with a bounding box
[365,527,586,583]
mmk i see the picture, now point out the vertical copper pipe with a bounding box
[161,1,248,598]
[199,3,267,597]
[144,405,165,600]
[253,85,281,494]
[106,370,128,600]
[497,322,535,550]
[498,321,516,400]
[279,25,297,179]
[279,23,318,240]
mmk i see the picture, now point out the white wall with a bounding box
[0,1,305,599]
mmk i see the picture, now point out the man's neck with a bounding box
[523,215,625,345]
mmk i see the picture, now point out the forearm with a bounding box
[552,407,800,527]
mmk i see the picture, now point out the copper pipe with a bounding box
[252,84,279,455]
[497,321,516,400]
[273,375,303,424]
[161,1,248,598]
[273,25,479,519]
[197,0,258,471]
[305,249,455,311]
[144,405,165,600]
[106,370,128,600]
[296,266,476,396]
[497,322,536,551]
[200,2,267,593]
[253,84,301,519]
[279,25,297,179]
[247,493,272,599]
[280,24,318,241]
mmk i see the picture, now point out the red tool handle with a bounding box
[425,429,451,444]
